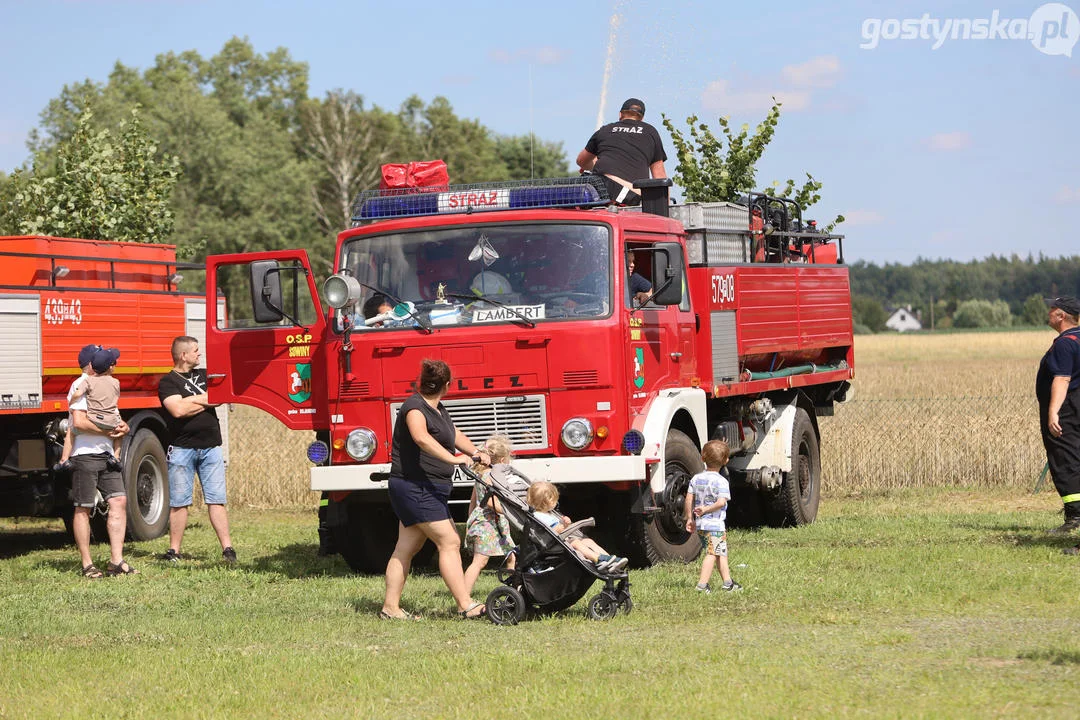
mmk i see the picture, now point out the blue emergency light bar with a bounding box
[351,176,610,223]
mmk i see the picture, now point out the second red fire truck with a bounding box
[205,176,853,572]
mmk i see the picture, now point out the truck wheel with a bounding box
[124,430,169,541]
[331,499,436,574]
[769,408,821,526]
[333,499,399,574]
[635,429,703,565]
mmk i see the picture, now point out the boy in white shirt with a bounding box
[684,440,741,593]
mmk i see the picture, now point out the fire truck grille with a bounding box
[391,394,548,451]
[562,370,599,387]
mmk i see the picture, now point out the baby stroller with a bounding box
[458,465,632,625]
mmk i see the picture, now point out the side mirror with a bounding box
[250,260,284,323]
[650,242,684,306]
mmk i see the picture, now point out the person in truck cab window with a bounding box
[356,293,393,328]
[576,97,667,206]
[626,249,652,306]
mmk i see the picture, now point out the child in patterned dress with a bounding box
[463,435,517,596]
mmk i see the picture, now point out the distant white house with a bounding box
[886,306,923,332]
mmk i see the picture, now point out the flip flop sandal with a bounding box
[81,564,104,579]
[458,602,486,620]
[105,561,139,576]
[377,610,422,621]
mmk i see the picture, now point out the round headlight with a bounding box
[560,418,594,451]
[345,428,378,461]
[323,273,362,310]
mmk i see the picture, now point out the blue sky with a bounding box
[2,0,1078,264]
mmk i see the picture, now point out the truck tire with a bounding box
[769,407,821,526]
[332,499,435,574]
[634,429,703,565]
[124,430,169,541]
[333,499,398,574]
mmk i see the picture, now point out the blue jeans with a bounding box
[167,445,226,507]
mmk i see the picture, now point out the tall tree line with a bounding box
[850,255,1080,330]
[0,37,569,300]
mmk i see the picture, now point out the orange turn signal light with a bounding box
[596,426,609,439]
[332,438,345,450]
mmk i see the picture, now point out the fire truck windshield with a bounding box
[339,223,611,329]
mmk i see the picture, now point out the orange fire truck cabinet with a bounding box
[206,179,853,572]
[0,235,225,540]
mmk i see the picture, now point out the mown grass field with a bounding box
[2,329,1070,718]
[2,489,1080,719]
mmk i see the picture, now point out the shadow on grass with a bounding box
[954,519,1080,550]
[247,542,367,579]
[0,527,70,559]
[1018,648,1080,665]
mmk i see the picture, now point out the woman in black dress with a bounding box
[380,359,491,620]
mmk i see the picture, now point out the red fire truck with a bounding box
[204,177,853,572]
[0,236,225,540]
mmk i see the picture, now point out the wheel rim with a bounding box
[797,438,814,505]
[488,589,521,625]
[589,593,618,620]
[136,455,165,526]
[656,461,692,542]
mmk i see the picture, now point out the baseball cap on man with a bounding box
[77,344,102,369]
[90,347,121,374]
[1048,296,1080,316]
[620,98,645,116]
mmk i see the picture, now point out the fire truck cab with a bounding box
[205,176,853,572]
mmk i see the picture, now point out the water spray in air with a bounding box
[595,5,623,130]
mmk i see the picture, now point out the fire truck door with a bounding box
[205,251,328,431]
[626,242,681,398]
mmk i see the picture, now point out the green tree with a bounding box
[300,90,402,241]
[8,106,180,242]
[396,96,507,184]
[661,100,843,230]
[953,299,1012,328]
[1020,294,1048,326]
[494,134,569,179]
[851,294,887,332]
[0,172,17,235]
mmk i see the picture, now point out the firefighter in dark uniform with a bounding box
[1036,296,1080,540]
[576,98,667,206]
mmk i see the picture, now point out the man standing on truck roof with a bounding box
[1036,297,1080,543]
[158,336,236,564]
[576,97,668,207]
[69,343,136,578]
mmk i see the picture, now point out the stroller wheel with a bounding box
[486,585,527,625]
[587,591,619,621]
[617,594,633,615]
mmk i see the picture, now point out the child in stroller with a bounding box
[459,465,632,624]
[526,482,628,573]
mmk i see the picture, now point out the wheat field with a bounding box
[819,329,1052,493]
[224,330,1056,507]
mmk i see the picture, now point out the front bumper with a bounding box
[310,455,647,492]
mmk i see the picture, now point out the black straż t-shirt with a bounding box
[157,369,222,448]
[585,119,667,183]
[390,393,458,485]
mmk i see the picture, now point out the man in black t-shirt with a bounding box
[576,97,668,206]
[157,335,236,564]
[1036,297,1080,542]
